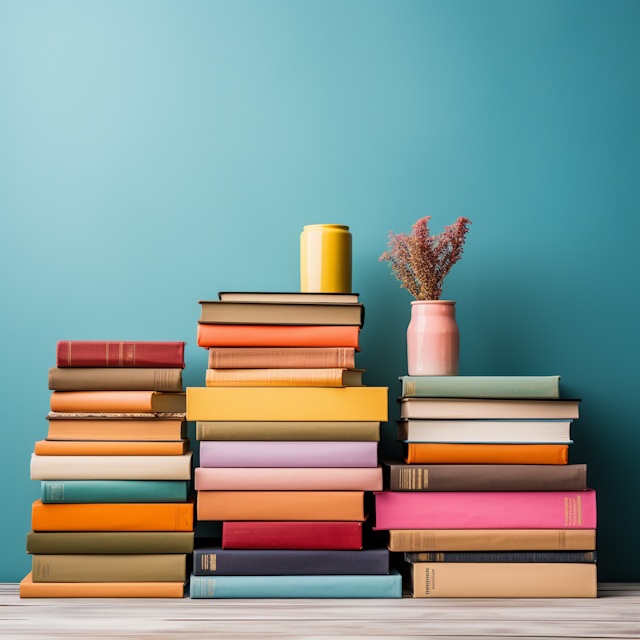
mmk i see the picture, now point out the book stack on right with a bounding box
[376,376,597,598]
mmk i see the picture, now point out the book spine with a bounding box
[56,341,185,368]
[32,554,187,582]
[374,490,597,530]
[199,441,378,468]
[404,551,596,563]
[409,563,597,598]
[47,420,187,442]
[405,443,568,465]
[388,464,588,491]
[208,347,356,369]
[189,571,402,598]
[34,440,188,456]
[193,548,389,576]
[205,368,346,387]
[222,521,363,550]
[26,532,195,554]
[49,368,183,391]
[388,529,597,551]
[400,376,560,399]
[50,391,154,413]
[41,480,188,504]
[196,421,380,442]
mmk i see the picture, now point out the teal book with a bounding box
[189,569,402,598]
[400,376,560,399]
[41,480,188,503]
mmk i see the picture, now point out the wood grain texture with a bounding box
[0,583,639,638]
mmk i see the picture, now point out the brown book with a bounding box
[388,529,596,552]
[47,419,187,441]
[199,301,364,327]
[48,368,183,391]
[34,439,190,455]
[408,562,597,597]
[383,461,587,491]
[32,554,187,582]
[50,391,186,413]
[208,347,356,369]
[196,421,380,441]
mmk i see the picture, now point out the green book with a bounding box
[399,376,560,399]
[41,480,188,503]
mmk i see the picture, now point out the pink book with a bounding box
[199,441,378,468]
[195,466,383,491]
[373,490,597,530]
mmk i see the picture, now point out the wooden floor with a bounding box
[1,583,639,639]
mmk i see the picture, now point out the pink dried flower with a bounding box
[379,216,472,300]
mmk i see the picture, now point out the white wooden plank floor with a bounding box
[1,583,639,639]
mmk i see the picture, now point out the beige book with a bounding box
[409,562,597,598]
[388,529,596,552]
[32,554,186,582]
[48,368,183,391]
[205,368,364,387]
[30,451,193,480]
[218,292,359,303]
[196,421,380,441]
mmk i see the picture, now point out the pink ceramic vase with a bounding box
[407,300,460,376]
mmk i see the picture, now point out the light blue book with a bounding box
[189,569,402,598]
[41,480,188,503]
[400,376,561,399]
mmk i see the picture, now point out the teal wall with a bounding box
[1,0,638,582]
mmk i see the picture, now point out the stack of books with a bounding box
[20,341,194,598]
[376,375,598,598]
[187,292,402,598]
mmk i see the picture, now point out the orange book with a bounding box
[19,572,184,598]
[405,443,568,465]
[50,391,186,413]
[197,491,365,521]
[34,440,190,456]
[31,500,194,531]
[205,368,363,387]
[46,419,187,441]
[197,324,360,349]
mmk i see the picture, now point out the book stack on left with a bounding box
[20,341,194,599]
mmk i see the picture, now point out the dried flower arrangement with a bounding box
[379,216,472,301]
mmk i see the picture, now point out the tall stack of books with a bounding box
[187,292,401,598]
[20,341,194,598]
[376,376,598,598]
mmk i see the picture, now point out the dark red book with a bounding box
[57,342,186,368]
[222,521,363,550]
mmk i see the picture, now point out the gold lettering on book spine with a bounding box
[406,380,415,396]
[67,341,71,366]
[578,494,582,525]
[564,497,568,526]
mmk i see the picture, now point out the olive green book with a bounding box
[196,421,380,441]
[32,554,187,582]
[26,531,195,555]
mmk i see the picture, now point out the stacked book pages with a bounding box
[20,341,194,598]
[188,292,401,598]
[377,376,597,598]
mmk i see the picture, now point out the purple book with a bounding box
[199,441,379,468]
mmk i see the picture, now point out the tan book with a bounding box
[388,529,596,552]
[218,292,359,303]
[205,368,363,387]
[208,347,356,369]
[48,368,183,391]
[27,532,195,554]
[32,554,187,582]
[34,439,190,456]
[50,391,186,413]
[196,421,380,441]
[198,301,364,326]
[408,562,597,597]
[47,419,187,441]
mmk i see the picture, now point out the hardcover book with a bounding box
[56,341,186,369]
[222,521,363,550]
[208,347,356,369]
[373,490,597,530]
[198,301,364,327]
[403,551,596,563]
[186,387,388,422]
[34,440,190,456]
[383,461,587,491]
[50,391,186,413]
[47,419,187,441]
[193,547,389,576]
[40,480,188,504]
[48,368,183,392]
[218,292,359,303]
[205,368,364,387]
[195,467,383,491]
[404,443,568,465]
[408,562,597,598]
[399,376,561,399]
[189,570,402,598]
[199,441,378,468]
[197,491,365,521]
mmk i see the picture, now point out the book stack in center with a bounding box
[21,341,194,598]
[188,292,401,597]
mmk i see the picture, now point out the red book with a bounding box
[57,342,186,368]
[222,521,363,550]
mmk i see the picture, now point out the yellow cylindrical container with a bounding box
[300,224,352,293]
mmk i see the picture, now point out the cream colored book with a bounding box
[30,452,193,480]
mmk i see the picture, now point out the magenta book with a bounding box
[199,441,378,468]
[373,490,596,530]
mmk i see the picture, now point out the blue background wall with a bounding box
[1,0,638,582]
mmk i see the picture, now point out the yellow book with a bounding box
[186,387,388,421]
